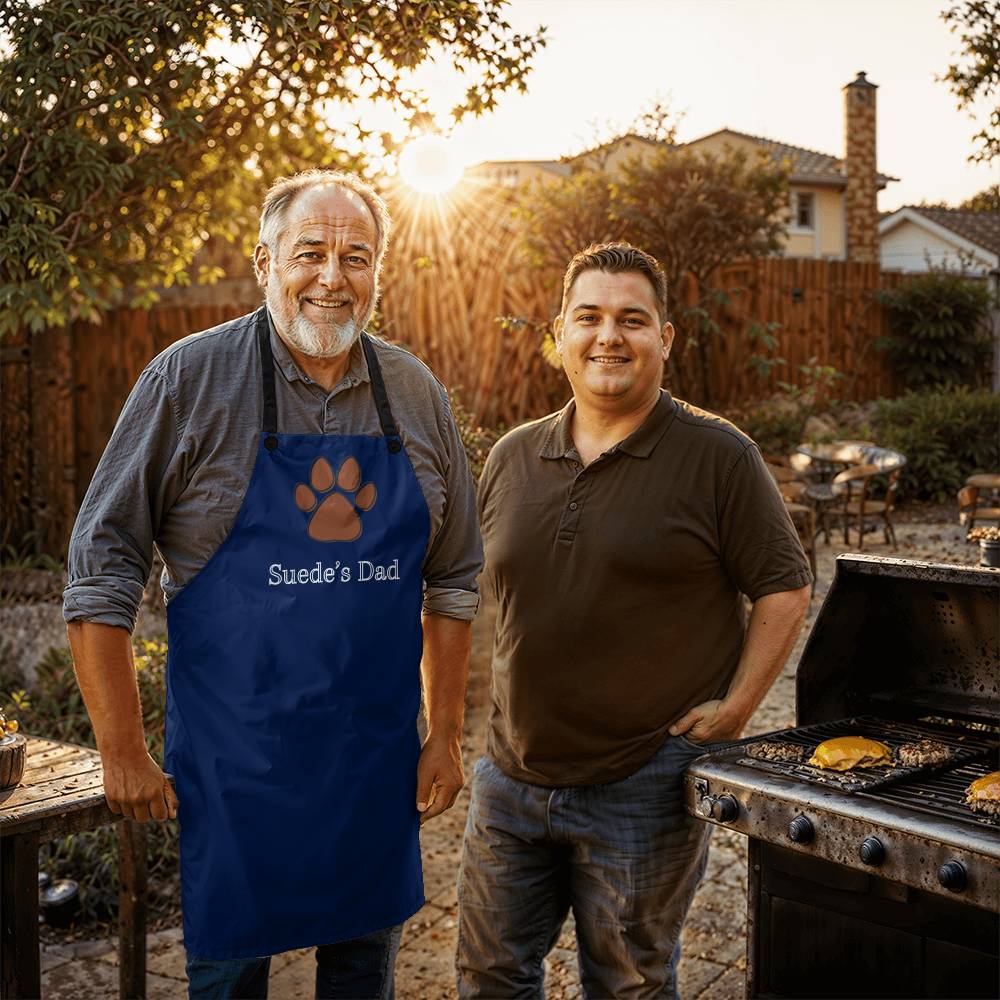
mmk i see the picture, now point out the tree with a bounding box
[0,1,546,334]
[516,144,788,401]
[613,147,788,400]
[940,1,1000,163]
[959,183,1000,211]
[516,170,626,274]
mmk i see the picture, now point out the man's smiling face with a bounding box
[555,269,674,411]
[255,184,377,358]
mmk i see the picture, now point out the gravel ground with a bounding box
[37,516,979,998]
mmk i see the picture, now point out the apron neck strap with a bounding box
[360,334,403,453]
[256,308,402,454]
[257,307,279,440]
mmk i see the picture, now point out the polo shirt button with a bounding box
[569,501,578,511]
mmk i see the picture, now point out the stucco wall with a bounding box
[779,185,845,259]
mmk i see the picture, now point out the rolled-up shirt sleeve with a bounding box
[421,391,484,621]
[63,366,185,632]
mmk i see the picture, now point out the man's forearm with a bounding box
[420,613,472,738]
[66,621,147,758]
[414,613,472,822]
[721,585,811,729]
[67,621,178,822]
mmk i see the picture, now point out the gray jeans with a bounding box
[456,736,716,999]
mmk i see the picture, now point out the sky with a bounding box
[384,0,997,211]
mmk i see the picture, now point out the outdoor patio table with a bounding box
[0,736,147,1000]
[794,441,875,483]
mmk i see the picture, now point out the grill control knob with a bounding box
[859,836,885,866]
[788,815,814,844]
[937,861,967,892]
[711,795,740,823]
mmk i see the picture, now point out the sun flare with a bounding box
[398,134,465,195]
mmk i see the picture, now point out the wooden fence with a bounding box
[3,184,907,556]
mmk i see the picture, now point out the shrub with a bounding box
[875,273,993,389]
[449,389,500,481]
[735,399,809,456]
[1,641,180,927]
[871,387,1000,502]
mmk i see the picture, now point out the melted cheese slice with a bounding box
[807,736,892,771]
[966,771,1000,802]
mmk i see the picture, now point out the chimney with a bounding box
[843,71,878,262]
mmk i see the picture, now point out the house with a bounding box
[472,72,897,262]
[878,206,1000,277]
[465,159,570,188]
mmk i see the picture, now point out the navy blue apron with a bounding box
[165,308,430,960]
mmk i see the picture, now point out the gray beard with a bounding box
[283,311,361,358]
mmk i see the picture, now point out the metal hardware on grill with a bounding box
[684,555,1000,999]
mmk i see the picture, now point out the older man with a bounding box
[64,169,482,999]
[457,243,812,999]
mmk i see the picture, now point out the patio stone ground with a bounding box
[38,517,975,998]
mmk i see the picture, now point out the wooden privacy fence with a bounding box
[4,183,905,556]
[377,184,905,421]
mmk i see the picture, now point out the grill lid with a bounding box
[796,555,1000,726]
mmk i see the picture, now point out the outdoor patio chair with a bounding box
[782,501,817,592]
[764,461,799,484]
[788,453,837,543]
[832,455,904,550]
[958,485,1000,539]
[765,463,807,503]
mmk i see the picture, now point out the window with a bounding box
[793,191,815,230]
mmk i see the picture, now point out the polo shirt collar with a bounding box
[539,390,677,460]
[265,307,371,387]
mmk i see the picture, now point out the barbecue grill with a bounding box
[684,555,1000,999]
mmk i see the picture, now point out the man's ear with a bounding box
[253,244,271,288]
[552,314,564,351]
[661,321,675,361]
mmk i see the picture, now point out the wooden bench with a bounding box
[0,736,147,999]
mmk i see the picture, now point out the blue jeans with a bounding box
[186,924,403,999]
[456,736,716,999]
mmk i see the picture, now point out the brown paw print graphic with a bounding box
[294,457,377,542]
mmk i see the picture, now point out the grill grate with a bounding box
[732,715,996,794]
[866,760,1000,828]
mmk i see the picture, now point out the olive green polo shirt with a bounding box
[479,391,812,787]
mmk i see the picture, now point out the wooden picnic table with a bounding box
[0,736,147,1000]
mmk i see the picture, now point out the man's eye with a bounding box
[345,255,368,265]
[298,252,321,259]
[578,314,597,322]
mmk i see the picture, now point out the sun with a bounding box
[398,134,465,195]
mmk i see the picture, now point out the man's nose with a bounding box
[596,319,623,344]
[317,256,345,288]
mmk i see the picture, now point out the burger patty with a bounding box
[966,796,1000,817]
[965,771,1000,816]
[746,740,807,763]
[896,739,954,768]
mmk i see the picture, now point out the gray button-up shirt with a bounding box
[64,308,483,631]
